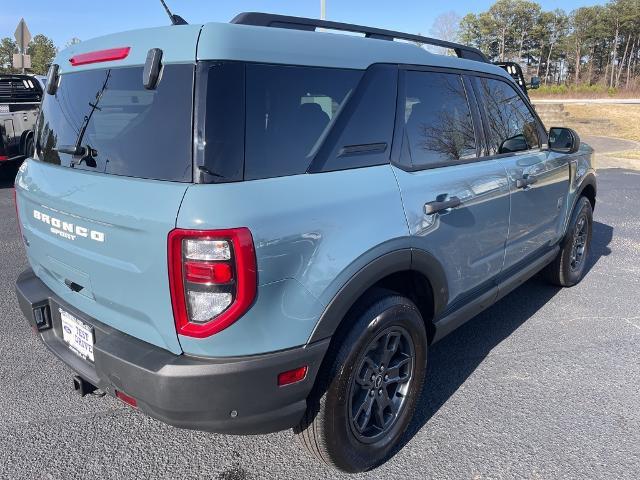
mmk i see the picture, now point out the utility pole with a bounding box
[321,0,326,20]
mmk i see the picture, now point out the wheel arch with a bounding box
[307,248,448,345]
[579,177,596,210]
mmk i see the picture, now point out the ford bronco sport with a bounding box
[14,12,596,473]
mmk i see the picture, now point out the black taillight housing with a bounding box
[168,228,257,338]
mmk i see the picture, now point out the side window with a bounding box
[474,77,540,155]
[402,71,477,169]
[312,64,398,173]
[245,64,362,180]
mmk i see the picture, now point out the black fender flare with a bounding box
[307,247,448,343]
[575,171,597,206]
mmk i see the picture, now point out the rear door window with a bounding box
[473,77,540,155]
[402,71,477,169]
[36,65,194,182]
[244,64,362,180]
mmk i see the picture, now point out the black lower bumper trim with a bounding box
[16,268,330,434]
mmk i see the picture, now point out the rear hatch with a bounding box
[15,25,202,353]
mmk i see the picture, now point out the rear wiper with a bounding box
[53,144,98,168]
[59,70,111,169]
[54,145,84,156]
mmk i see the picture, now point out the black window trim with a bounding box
[193,60,246,184]
[390,65,486,172]
[467,73,548,161]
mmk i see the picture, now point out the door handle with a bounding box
[424,196,462,215]
[516,174,538,189]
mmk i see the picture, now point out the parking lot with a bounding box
[0,166,638,479]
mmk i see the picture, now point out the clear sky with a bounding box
[1,0,607,49]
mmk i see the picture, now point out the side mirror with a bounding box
[548,127,580,154]
[530,76,540,90]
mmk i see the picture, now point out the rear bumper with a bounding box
[16,268,329,435]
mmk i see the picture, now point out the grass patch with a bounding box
[607,150,640,160]
[530,83,640,99]
[561,104,640,142]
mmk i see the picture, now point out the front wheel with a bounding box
[295,291,427,473]
[544,196,593,287]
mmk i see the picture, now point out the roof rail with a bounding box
[230,12,489,64]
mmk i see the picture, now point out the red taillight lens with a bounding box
[184,261,233,284]
[168,228,257,338]
[278,366,308,386]
[69,47,131,66]
[0,155,8,161]
[115,390,138,408]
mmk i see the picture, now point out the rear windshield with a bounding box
[36,65,193,182]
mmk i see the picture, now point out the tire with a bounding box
[24,136,35,158]
[544,196,593,287]
[295,291,427,473]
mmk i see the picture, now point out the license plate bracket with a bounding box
[59,308,95,362]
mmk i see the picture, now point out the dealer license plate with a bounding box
[59,308,95,362]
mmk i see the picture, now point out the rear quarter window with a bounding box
[244,64,362,180]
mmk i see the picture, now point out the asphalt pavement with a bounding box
[0,168,638,479]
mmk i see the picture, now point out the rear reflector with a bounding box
[0,156,8,161]
[70,47,131,66]
[115,390,138,408]
[278,366,308,386]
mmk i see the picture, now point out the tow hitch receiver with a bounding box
[73,375,97,397]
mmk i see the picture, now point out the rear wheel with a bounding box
[295,291,427,473]
[544,196,593,287]
[24,136,35,158]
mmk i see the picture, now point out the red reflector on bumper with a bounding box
[70,47,131,66]
[0,156,8,161]
[116,390,138,408]
[278,366,308,386]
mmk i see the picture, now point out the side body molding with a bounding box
[307,248,449,343]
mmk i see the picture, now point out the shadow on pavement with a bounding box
[389,220,614,462]
[0,169,17,188]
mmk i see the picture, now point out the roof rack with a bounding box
[231,12,489,64]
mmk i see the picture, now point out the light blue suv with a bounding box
[14,12,596,472]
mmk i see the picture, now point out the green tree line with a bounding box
[459,0,640,89]
[0,34,57,75]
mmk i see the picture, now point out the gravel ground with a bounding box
[0,168,638,479]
